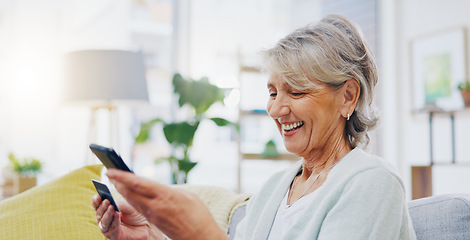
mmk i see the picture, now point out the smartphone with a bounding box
[89,144,133,173]
[92,179,120,212]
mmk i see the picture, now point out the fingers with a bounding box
[107,169,169,198]
[92,194,122,238]
[106,169,173,219]
[92,194,101,210]
[118,201,139,215]
[95,198,111,224]
[100,204,115,231]
[112,182,155,218]
[108,211,121,234]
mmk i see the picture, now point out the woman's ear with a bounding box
[340,79,360,118]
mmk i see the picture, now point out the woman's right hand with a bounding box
[92,194,165,240]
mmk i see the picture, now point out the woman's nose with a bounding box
[267,97,290,119]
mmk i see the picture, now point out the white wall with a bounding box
[393,0,470,196]
[4,0,469,196]
[0,0,137,183]
[0,0,296,193]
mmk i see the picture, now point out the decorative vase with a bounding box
[16,176,37,193]
[461,90,470,107]
[1,169,37,197]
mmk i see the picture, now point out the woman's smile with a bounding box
[280,121,305,136]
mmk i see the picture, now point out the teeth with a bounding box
[282,121,304,131]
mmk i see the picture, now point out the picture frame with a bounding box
[411,28,467,111]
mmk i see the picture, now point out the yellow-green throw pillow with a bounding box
[0,164,106,240]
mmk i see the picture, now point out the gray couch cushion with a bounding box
[408,194,470,240]
[227,205,246,240]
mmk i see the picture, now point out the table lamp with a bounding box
[63,49,148,164]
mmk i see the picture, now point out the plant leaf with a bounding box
[163,122,199,147]
[209,117,230,126]
[8,153,42,176]
[209,117,240,132]
[135,118,163,143]
[177,159,198,174]
[172,74,226,115]
[154,157,171,165]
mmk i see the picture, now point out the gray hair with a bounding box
[261,14,379,148]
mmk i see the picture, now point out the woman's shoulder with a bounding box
[332,148,404,188]
[343,148,399,173]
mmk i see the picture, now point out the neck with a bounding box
[300,136,351,177]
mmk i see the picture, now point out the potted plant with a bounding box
[2,153,43,196]
[458,81,470,107]
[135,73,238,184]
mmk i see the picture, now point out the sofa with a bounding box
[0,164,469,239]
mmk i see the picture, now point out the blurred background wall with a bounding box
[0,0,469,196]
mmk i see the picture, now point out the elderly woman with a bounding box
[93,14,416,240]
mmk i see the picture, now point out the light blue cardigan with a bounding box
[234,148,416,239]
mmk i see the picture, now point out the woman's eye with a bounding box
[291,92,306,97]
[269,93,277,98]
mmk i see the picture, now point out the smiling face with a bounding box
[266,74,348,159]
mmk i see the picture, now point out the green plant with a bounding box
[135,73,238,184]
[8,153,43,177]
[261,139,280,158]
[458,81,470,90]
[458,81,470,107]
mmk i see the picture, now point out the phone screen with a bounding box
[92,179,120,212]
[89,144,133,173]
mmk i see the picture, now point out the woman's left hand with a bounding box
[106,169,227,240]
[92,195,164,240]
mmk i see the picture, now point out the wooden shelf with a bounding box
[239,65,260,73]
[241,153,300,162]
[413,105,470,114]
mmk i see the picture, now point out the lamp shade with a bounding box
[63,50,148,106]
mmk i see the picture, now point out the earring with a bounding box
[347,114,350,121]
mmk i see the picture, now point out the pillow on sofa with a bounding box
[0,164,105,240]
[173,184,250,233]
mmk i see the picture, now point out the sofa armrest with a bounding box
[408,193,470,239]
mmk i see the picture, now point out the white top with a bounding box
[267,190,317,240]
[234,148,417,240]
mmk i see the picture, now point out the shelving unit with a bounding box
[236,53,299,193]
[411,107,470,199]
